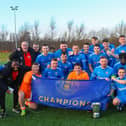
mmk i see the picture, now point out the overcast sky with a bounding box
[0,0,126,34]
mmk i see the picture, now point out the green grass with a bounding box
[0,52,10,64]
[1,52,126,126]
[1,94,126,126]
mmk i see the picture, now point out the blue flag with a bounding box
[31,77,110,111]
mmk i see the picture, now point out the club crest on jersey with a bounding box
[28,56,31,59]
[121,50,125,53]
[55,72,58,75]
[106,72,108,74]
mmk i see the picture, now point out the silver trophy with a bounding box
[92,102,101,118]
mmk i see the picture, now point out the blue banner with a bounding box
[31,77,111,111]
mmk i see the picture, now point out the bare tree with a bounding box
[32,20,40,41]
[88,30,97,39]
[115,20,126,36]
[0,25,8,41]
[9,33,15,42]
[97,28,110,40]
[50,17,56,40]
[18,23,32,43]
[43,32,51,41]
[67,20,74,42]
[59,31,67,41]
[75,24,85,40]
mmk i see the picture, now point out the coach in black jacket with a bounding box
[0,59,30,114]
[9,41,36,68]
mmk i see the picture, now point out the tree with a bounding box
[75,24,85,40]
[115,20,126,36]
[60,31,67,41]
[18,22,32,43]
[50,17,56,40]
[0,25,8,41]
[43,33,51,41]
[67,20,74,41]
[97,28,110,40]
[9,33,15,42]
[32,20,40,41]
[88,30,97,39]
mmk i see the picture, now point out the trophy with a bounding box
[92,102,101,118]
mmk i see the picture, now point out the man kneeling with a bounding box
[67,63,89,80]
[111,68,126,111]
[18,63,41,116]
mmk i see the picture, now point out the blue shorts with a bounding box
[116,95,126,104]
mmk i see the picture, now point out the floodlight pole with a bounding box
[10,6,18,48]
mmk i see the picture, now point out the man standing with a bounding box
[55,42,72,59]
[80,43,92,76]
[68,44,86,70]
[58,52,73,79]
[115,35,126,57]
[9,41,36,68]
[89,44,107,72]
[36,44,54,72]
[107,35,126,59]
[32,43,41,59]
[89,36,103,52]
[113,53,126,76]
[90,56,113,80]
[101,39,116,67]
